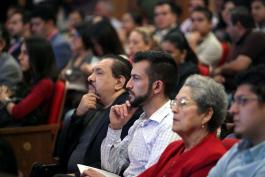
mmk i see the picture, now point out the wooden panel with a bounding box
[0,125,59,177]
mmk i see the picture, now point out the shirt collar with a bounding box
[238,139,265,161]
[140,100,171,124]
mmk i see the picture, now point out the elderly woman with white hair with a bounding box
[138,74,228,177]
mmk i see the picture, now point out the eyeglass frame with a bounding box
[170,97,197,109]
[231,95,259,107]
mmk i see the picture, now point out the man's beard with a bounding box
[128,84,152,108]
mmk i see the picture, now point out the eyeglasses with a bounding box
[170,98,196,109]
[232,95,259,106]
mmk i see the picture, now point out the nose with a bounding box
[88,72,95,82]
[18,52,23,62]
[171,104,180,114]
[126,78,133,90]
[228,102,239,116]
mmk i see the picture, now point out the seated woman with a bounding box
[137,74,228,177]
[0,37,58,127]
[127,27,155,62]
[161,31,199,94]
[60,22,98,109]
[81,74,228,177]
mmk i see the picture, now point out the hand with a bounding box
[81,169,106,177]
[213,74,225,84]
[76,92,99,116]
[109,100,138,130]
[0,85,12,101]
[211,67,222,76]
[188,31,202,47]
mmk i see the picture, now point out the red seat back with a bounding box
[48,80,66,124]
[218,42,230,66]
[198,64,210,76]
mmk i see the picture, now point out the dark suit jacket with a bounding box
[59,92,142,174]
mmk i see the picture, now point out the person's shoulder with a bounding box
[35,78,54,91]
[246,31,265,42]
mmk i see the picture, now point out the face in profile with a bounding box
[126,60,152,107]
[128,30,150,57]
[18,43,30,72]
[171,86,205,135]
[229,84,265,140]
[161,40,186,64]
[87,59,119,105]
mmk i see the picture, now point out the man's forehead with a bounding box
[132,60,149,74]
[94,59,113,69]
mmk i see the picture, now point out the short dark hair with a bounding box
[31,5,57,24]
[192,6,213,21]
[134,50,178,99]
[155,0,182,16]
[235,65,265,103]
[128,11,144,26]
[101,54,132,87]
[10,9,31,24]
[231,6,255,29]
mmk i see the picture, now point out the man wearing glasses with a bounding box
[208,65,265,177]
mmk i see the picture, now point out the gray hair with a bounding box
[183,74,228,132]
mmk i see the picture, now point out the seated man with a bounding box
[212,7,265,92]
[57,55,141,174]
[91,51,181,177]
[187,6,222,67]
[208,65,265,177]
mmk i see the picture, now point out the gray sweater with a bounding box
[0,52,22,91]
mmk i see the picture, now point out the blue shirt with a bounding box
[101,101,180,177]
[208,139,265,177]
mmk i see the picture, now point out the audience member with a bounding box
[60,22,98,109]
[93,0,122,31]
[214,0,235,43]
[187,6,222,67]
[181,0,218,33]
[153,0,182,43]
[208,65,265,177]
[161,31,198,94]
[251,0,265,32]
[120,11,144,52]
[127,27,154,62]
[212,6,265,92]
[65,9,84,34]
[138,74,228,177]
[31,5,72,70]
[82,51,180,177]
[0,37,57,127]
[88,16,125,57]
[6,9,31,61]
[0,24,22,92]
[56,55,141,175]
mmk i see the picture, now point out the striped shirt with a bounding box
[101,101,180,177]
